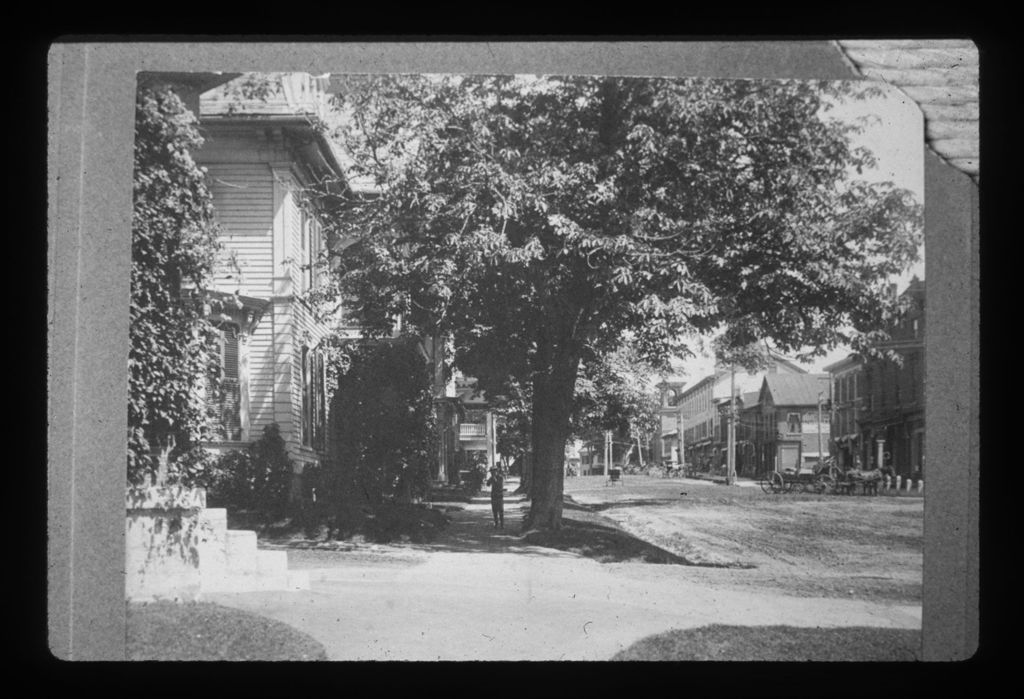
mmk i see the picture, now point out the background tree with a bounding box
[326,75,921,530]
[129,86,222,486]
[322,339,438,533]
[492,382,533,488]
[573,344,661,450]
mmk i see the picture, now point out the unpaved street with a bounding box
[565,475,923,603]
[204,478,922,660]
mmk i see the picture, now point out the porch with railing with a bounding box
[459,422,487,439]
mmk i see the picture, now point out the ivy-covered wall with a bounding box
[128,86,222,486]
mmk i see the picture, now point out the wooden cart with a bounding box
[759,460,838,495]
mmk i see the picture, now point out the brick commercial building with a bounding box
[840,278,926,479]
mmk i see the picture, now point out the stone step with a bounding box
[196,509,229,575]
[191,508,310,594]
[256,549,289,576]
[200,572,291,594]
[199,508,228,533]
[200,568,310,595]
[225,530,260,573]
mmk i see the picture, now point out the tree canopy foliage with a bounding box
[324,339,438,515]
[324,74,922,528]
[573,344,662,440]
[129,87,223,485]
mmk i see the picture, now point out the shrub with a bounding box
[362,503,450,544]
[461,464,487,495]
[202,423,293,521]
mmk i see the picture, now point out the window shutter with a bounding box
[301,346,311,447]
[210,324,242,441]
[222,325,239,380]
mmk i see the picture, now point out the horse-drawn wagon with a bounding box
[759,459,837,494]
[759,458,885,496]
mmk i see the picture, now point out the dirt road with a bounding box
[203,480,922,660]
[565,475,923,603]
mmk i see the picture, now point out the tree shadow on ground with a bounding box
[264,491,724,567]
[392,492,697,566]
[521,516,691,565]
[565,497,687,512]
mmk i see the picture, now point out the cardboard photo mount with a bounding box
[47,41,979,661]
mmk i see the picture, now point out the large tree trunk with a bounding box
[523,350,580,531]
[514,450,532,497]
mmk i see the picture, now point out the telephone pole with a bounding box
[726,366,736,485]
[817,391,824,471]
[675,404,683,467]
[604,430,612,476]
[679,406,685,471]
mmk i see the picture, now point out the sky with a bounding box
[674,81,926,381]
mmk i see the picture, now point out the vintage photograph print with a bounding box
[121,68,935,661]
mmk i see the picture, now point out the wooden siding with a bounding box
[245,316,276,437]
[195,122,338,469]
[286,298,331,468]
[204,162,275,297]
[287,188,304,295]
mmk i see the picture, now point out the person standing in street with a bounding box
[486,467,505,529]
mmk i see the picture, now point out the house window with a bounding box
[209,323,242,441]
[787,413,802,434]
[301,345,328,450]
[301,210,322,294]
[302,346,312,447]
[301,212,311,293]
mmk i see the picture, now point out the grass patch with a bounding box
[613,624,921,661]
[127,601,327,661]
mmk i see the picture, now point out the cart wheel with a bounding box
[815,474,837,494]
[759,477,774,494]
[770,472,786,494]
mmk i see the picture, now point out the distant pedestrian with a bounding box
[486,467,505,529]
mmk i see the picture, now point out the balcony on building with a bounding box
[459,422,487,440]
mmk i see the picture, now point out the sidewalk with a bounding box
[203,488,921,660]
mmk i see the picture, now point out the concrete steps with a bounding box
[196,508,310,595]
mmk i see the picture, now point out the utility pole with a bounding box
[604,430,612,476]
[726,366,736,485]
[679,404,685,471]
[817,392,824,472]
[634,424,645,467]
[675,404,683,467]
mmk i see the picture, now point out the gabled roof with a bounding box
[739,390,760,407]
[760,373,830,407]
[823,354,864,374]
